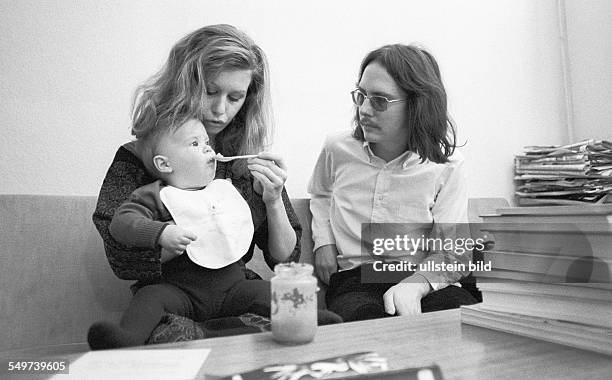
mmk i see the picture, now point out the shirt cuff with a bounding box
[312,228,336,253]
[413,271,450,292]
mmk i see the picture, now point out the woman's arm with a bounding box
[247,153,301,268]
[92,146,164,281]
[264,188,300,262]
[251,187,302,269]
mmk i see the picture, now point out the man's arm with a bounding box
[384,155,470,315]
[308,140,339,284]
[413,155,471,290]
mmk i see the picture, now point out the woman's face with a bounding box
[357,62,409,153]
[202,69,253,142]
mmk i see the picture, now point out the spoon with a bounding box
[213,154,259,162]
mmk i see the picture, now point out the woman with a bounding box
[308,44,477,322]
[92,25,301,335]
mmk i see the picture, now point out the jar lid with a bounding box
[274,262,314,277]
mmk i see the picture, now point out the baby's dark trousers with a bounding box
[120,254,270,344]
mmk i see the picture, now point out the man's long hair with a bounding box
[352,44,457,163]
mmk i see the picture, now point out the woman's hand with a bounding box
[247,151,296,262]
[247,152,287,204]
[383,274,432,316]
[314,244,339,285]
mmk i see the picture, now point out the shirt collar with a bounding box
[362,141,416,168]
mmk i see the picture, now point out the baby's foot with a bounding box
[87,321,140,350]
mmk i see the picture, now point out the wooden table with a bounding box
[2,309,611,379]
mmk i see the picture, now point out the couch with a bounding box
[0,194,507,352]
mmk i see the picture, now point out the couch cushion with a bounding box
[0,195,132,351]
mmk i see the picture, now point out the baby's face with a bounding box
[161,119,217,189]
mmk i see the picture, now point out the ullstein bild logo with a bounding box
[370,260,491,273]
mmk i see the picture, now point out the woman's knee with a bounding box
[327,292,387,322]
[222,279,271,316]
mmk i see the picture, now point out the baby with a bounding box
[87,118,270,349]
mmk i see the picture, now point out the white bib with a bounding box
[159,179,254,269]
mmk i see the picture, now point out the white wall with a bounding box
[1,0,582,202]
[565,0,612,141]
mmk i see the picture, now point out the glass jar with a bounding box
[270,263,318,344]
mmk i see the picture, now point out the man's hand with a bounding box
[158,224,197,256]
[383,274,433,316]
[314,244,339,285]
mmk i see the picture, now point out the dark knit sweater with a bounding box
[92,146,302,285]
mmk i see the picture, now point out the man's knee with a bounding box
[421,285,478,313]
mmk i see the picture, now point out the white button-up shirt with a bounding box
[308,131,470,289]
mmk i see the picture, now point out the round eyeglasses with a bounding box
[350,88,407,112]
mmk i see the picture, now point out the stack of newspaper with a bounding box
[514,140,612,205]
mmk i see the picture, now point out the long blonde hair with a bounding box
[131,24,272,176]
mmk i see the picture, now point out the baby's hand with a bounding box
[158,224,197,255]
